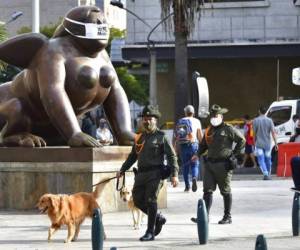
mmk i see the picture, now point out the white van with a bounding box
[266,99,300,144]
[265,99,300,167]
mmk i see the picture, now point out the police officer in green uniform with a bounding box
[117,105,179,241]
[191,104,245,224]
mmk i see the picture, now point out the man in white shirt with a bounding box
[96,118,113,145]
[174,105,203,192]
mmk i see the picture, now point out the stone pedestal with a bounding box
[0,147,167,212]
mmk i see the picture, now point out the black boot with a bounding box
[140,202,157,241]
[218,214,232,224]
[218,193,232,224]
[139,231,155,241]
[154,213,166,236]
[203,192,213,216]
[191,192,212,223]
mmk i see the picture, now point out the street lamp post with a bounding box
[0,11,23,26]
[110,0,173,107]
[146,12,174,106]
[32,0,40,33]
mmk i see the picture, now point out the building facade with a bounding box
[123,0,300,123]
[0,0,126,37]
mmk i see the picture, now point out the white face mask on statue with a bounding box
[210,114,223,127]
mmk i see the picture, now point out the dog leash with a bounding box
[116,173,126,191]
[92,176,117,187]
[92,173,126,191]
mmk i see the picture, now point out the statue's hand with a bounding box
[2,133,47,147]
[68,132,102,147]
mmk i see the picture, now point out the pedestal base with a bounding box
[0,147,167,212]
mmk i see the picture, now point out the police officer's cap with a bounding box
[210,104,228,115]
[141,105,161,119]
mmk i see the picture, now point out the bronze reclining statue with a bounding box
[0,6,134,147]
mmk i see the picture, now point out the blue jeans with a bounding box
[255,147,272,176]
[179,143,200,188]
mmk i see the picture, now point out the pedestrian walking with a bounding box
[191,104,245,224]
[253,106,278,180]
[174,105,203,192]
[241,114,257,168]
[116,105,179,241]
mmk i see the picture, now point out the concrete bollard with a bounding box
[197,199,208,245]
[92,208,104,250]
[255,234,268,250]
[292,192,300,236]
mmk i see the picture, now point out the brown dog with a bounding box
[120,186,145,230]
[37,181,108,243]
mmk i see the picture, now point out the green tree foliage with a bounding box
[0,24,7,71]
[108,27,148,105]
[0,24,7,42]
[0,24,18,82]
[116,67,148,105]
[107,27,125,55]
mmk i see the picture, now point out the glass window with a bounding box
[266,106,292,126]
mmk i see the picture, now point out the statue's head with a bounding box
[54,6,110,53]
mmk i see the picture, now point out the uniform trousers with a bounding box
[132,169,164,234]
[203,161,233,195]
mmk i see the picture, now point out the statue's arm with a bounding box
[102,57,135,145]
[37,49,81,141]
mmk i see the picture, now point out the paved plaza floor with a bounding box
[0,175,300,249]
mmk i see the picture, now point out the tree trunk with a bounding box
[174,30,189,122]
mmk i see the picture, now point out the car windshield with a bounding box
[267,105,292,126]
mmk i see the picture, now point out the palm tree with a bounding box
[160,0,204,121]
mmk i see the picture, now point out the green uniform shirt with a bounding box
[121,128,179,177]
[199,123,245,159]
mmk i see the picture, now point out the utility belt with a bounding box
[207,155,237,170]
[207,157,229,163]
[137,165,171,180]
[137,166,161,173]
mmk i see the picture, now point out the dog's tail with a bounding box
[93,178,111,199]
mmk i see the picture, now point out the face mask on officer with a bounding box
[210,114,223,127]
[142,116,157,132]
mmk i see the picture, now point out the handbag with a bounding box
[160,164,171,180]
[226,155,238,171]
[160,137,172,180]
